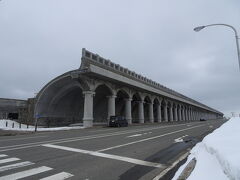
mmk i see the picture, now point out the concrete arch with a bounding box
[49,81,83,107]
[93,84,113,123]
[34,70,90,126]
[115,89,129,117]
[131,92,142,123]
[116,88,130,98]
[93,81,115,96]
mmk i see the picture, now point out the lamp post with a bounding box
[194,24,240,70]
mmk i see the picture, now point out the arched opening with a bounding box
[153,98,159,122]
[49,86,84,126]
[132,93,141,123]
[161,100,167,122]
[144,96,151,123]
[116,90,129,117]
[93,84,112,123]
[167,102,171,121]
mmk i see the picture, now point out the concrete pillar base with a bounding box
[83,119,93,127]
[127,118,132,124]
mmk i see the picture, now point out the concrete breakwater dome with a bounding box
[35,49,223,127]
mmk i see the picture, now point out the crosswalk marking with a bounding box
[0,158,20,164]
[40,172,74,180]
[0,155,74,179]
[0,155,7,158]
[0,161,34,172]
[0,166,52,180]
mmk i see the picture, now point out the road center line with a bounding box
[0,136,48,142]
[42,144,164,168]
[98,124,204,152]
[0,122,201,152]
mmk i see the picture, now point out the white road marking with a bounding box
[0,166,52,180]
[0,158,20,164]
[42,144,164,168]
[174,135,188,143]
[153,151,190,180]
[0,155,7,158]
[0,136,48,142]
[40,172,74,180]
[0,122,202,152]
[98,125,203,152]
[127,134,142,138]
[0,161,34,172]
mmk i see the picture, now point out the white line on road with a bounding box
[0,158,20,164]
[0,161,34,172]
[0,122,202,152]
[42,144,164,168]
[0,155,7,158]
[127,134,142,138]
[174,135,188,143]
[98,125,203,152]
[0,136,48,142]
[40,172,74,180]
[0,166,52,180]
[152,151,190,180]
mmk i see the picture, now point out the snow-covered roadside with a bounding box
[172,117,240,180]
[0,119,85,132]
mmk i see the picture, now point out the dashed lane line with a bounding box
[0,136,48,142]
[42,144,164,168]
[98,124,204,152]
[0,122,202,152]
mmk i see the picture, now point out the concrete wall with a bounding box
[34,48,224,127]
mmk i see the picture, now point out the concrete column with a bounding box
[164,105,168,122]
[185,108,188,121]
[178,106,181,121]
[157,104,161,122]
[138,101,144,123]
[169,107,173,122]
[125,98,132,124]
[174,106,178,121]
[182,108,185,121]
[148,103,154,123]
[83,91,95,127]
[107,95,116,120]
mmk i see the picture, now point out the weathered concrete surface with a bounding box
[34,49,223,127]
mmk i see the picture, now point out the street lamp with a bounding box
[194,24,240,70]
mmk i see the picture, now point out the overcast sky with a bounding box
[0,0,240,117]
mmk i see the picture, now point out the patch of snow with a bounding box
[0,119,85,132]
[172,117,240,180]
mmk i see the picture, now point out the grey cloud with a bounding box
[0,0,240,117]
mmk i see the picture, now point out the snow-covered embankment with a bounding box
[0,119,84,132]
[173,117,240,180]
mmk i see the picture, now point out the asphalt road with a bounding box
[0,119,227,180]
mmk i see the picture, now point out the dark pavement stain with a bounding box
[119,137,199,180]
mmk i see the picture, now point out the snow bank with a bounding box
[173,117,240,180]
[0,119,84,132]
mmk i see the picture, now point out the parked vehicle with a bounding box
[109,116,128,127]
[200,118,206,121]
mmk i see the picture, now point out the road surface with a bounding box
[0,119,226,180]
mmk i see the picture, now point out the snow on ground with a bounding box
[0,119,84,132]
[172,117,240,180]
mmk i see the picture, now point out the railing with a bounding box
[81,48,221,114]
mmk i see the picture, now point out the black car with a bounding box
[109,116,128,127]
[200,118,206,121]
